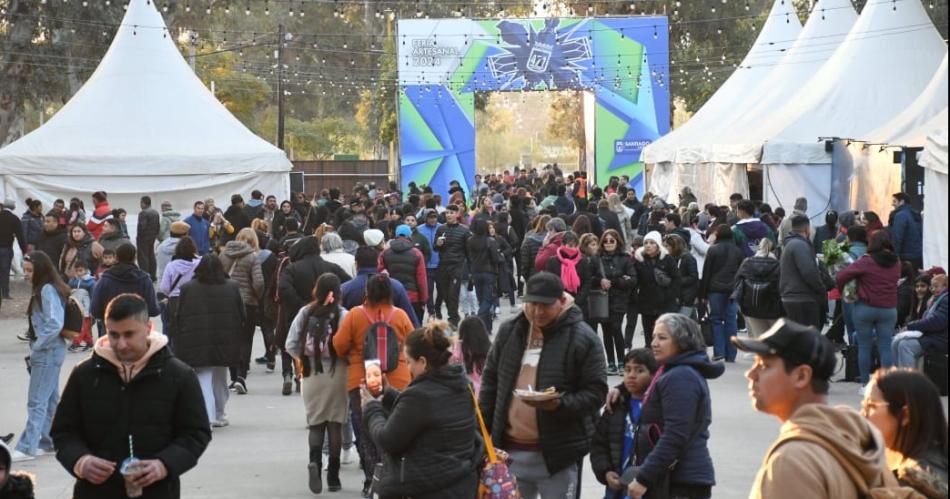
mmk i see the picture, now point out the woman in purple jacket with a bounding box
[836,231,901,384]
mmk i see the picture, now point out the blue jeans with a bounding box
[0,246,13,296]
[709,292,738,361]
[842,301,856,342]
[17,347,65,455]
[892,335,924,368]
[852,302,896,383]
[473,272,497,333]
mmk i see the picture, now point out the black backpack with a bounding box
[60,296,85,340]
[360,307,400,373]
[736,277,783,319]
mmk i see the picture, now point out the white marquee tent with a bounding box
[0,0,291,237]
[839,54,948,219]
[698,0,859,165]
[920,127,948,270]
[759,0,946,216]
[643,0,802,204]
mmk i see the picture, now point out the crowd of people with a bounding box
[0,164,946,499]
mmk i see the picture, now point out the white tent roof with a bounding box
[641,0,802,165]
[762,0,947,165]
[0,0,291,176]
[865,53,949,147]
[694,0,858,164]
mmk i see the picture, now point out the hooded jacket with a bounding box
[534,232,565,273]
[50,332,211,499]
[733,218,776,259]
[174,279,245,368]
[889,204,923,261]
[219,241,265,307]
[158,210,181,242]
[156,236,181,282]
[835,251,901,309]
[362,364,481,498]
[734,255,783,319]
[634,350,724,497]
[380,237,428,303]
[750,404,892,499]
[89,263,160,320]
[158,258,197,299]
[479,302,607,475]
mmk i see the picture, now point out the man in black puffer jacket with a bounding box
[479,272,607,496]
[51,294,211,499]
[433,205,471,327]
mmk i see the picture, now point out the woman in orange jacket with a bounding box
[331,272,414,496]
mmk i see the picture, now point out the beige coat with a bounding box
[219,241,264,307]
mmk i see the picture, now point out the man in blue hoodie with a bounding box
[89,243,161,321]
[888,192,923,270]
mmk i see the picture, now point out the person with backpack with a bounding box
[733,239,783,340]
[219,228,265,395]
[285,273,349,494]
[277,237,351,396]
[359,320,481,499]
[737,319,899,499]
[10,251,68,462]
[333,274,415,497]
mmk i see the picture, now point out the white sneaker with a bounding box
[341,448,354,464]
[11,450,35,462]
[211,418,230,428]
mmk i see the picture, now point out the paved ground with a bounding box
[1,281,871,499]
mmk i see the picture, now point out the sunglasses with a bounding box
[603,239,617,244]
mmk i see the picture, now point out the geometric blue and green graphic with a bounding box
[397,17,670,199]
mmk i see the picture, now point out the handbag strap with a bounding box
[468,384,498,464]
[636,366,708,471]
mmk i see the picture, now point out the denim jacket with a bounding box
[30,283,66,354]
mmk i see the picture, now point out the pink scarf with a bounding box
[556,246,582,293]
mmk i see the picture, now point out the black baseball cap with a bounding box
[522,272,564,305]
[733,319,837,381]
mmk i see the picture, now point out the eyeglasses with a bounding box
[860,398,889,416]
